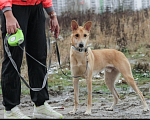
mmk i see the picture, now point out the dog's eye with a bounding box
[84,34,87,37]
[75,34,79,37]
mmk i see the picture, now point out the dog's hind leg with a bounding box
[119,61,149,112]
[69,78,79,114]
[104,67,120,111]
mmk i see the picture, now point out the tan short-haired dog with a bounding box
[69,20,149,115]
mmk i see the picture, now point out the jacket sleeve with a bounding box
[42,0,54,14]
[0,0,12,12]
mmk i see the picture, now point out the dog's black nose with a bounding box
[79,43,84,48]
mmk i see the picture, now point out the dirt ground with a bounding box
[0,87,150,119]
[0,61,150,119]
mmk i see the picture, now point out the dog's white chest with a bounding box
[77,61,83,67]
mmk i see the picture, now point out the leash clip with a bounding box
[79,49,82,52]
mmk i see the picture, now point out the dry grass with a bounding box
[56,9,150,50]
[53,8,150,65]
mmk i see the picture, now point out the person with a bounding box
[0,0,63,119]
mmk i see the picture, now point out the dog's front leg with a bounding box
[84,76,92,115]
[69,78,79,114]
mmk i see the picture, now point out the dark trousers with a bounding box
[1,3,49,111]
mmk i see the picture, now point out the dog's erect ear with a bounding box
[83,21,92,31]
[71,20,79,31]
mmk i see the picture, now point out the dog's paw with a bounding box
[68,110,76,114]
[105,107,113,111]
[84,111,91,115]
[143,107,149,113]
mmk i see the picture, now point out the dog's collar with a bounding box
[72,46,88,52]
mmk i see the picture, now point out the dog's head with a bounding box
[71,20,92,49]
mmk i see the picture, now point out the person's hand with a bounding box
[4,10,20,34]
[49,13,59,38]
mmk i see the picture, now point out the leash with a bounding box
[4,27,89,92]
[54,37,89,78]
[4,30,52,91]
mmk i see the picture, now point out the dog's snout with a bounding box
[79,43,84,48]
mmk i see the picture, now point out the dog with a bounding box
[69,20,149,115]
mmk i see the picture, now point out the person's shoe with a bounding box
[33,102,63,119]
[4,106,31,119]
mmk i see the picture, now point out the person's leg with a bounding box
[26,3,63,119]
[25,3,49,106]
[0,5,29,111]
